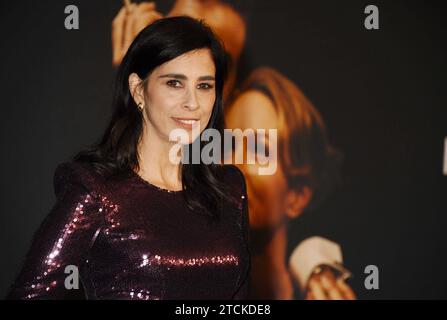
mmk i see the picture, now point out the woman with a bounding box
[7,16,250,300]
[226,67,355,300]
[110,1,355,300]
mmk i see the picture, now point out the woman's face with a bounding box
[141,48,216,144]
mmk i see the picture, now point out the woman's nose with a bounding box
[183,88,200,111]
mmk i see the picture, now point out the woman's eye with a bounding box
[197,83,214,90]
[166,80,182,88]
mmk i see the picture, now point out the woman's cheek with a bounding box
[201,97,215,127]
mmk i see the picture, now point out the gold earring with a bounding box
[137,102,144,112]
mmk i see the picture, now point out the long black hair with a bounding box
[74,16,232,219]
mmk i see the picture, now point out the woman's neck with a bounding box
[136,124,182,191]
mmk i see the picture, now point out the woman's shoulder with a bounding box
[220,165,249,239]
[220,165,247,200]
[53,160,104,199]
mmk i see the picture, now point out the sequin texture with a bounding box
[7,161,250,300]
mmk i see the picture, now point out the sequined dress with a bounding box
[7,161,250,300]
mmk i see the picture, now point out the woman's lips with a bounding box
[171,117,199,130]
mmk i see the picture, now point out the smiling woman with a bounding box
[7,16,250,300]
[128,48,217,146]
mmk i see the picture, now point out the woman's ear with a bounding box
[285,186,313,219]
[128,73,144,104]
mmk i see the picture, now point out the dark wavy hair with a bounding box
[74,16,232,219]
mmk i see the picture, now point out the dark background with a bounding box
[0,0,445,299]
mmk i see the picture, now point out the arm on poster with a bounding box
[289,236,356,300]
[112,0,163,66]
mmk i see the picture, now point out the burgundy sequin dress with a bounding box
[7,161,250,300]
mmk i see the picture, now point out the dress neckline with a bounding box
[129,169,183,195]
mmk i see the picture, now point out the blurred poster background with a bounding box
[0,0,446,299]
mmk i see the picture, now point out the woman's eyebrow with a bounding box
[197,75,215,81]
[158,73,215,81]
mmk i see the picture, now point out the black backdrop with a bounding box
[0,0,446,299]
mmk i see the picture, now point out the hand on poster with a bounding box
[305,265,356,300]
[289,236,356,300]
[112,0,163,66]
